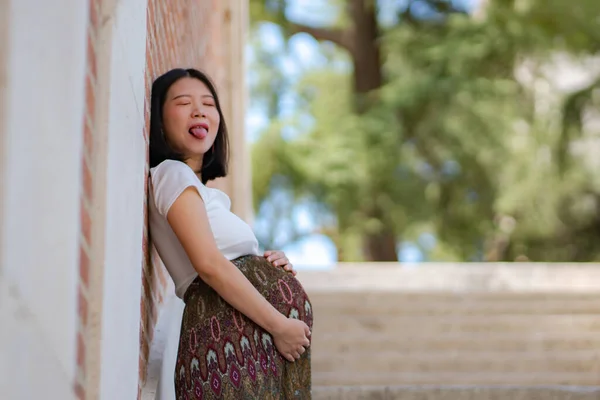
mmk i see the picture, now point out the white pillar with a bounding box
[98,0,148,398]
[0,0,89,398]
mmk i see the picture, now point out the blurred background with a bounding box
[2,1,600,399]
[245,0,600,267]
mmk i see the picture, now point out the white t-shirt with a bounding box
[148,160,260,298]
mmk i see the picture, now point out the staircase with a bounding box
[297,263,600,400]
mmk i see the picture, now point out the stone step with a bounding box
[312,314,600,334]
[297,264,600,292]
[311,332,600,353]
[307,292,600,315]
[312,350,600,375]
[314,310,600,335]
[312,371,600,386]
[312,385,600,400]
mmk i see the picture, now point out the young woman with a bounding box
[148,68,313,399]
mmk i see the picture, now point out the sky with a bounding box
[245,0,480,269]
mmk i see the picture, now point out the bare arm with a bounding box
[167,187,310,361]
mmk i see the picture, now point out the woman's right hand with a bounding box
[272,317,311,362]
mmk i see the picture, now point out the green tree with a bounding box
[249,0,600,262]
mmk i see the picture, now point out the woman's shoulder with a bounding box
[150,160,206,188]
[150,159,206,196]
[149,160,211,216]
[150,159,192,177]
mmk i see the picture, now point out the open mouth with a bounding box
[189,123,209,139]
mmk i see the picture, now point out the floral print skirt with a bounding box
[175,255,313,399]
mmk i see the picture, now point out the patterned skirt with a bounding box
[175,255,313,400]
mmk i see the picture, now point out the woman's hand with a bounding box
[264,250,296,276]
[272,317,311,362]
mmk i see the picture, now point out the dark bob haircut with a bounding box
[149,68,229,184]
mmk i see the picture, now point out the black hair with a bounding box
[149,68,229,184]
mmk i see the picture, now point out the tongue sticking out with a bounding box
[190,127,208,140]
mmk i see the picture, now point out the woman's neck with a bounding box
[184,157,202,173]
[184,156,203,178]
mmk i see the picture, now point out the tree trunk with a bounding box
[363,224,399,261]
[286,0,396,261]
[350,0,397,261]
[348,0,383,99]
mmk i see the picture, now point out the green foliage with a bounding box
[249,0,600,261]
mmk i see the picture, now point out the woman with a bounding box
[148,68,313,400]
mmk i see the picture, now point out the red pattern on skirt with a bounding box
[175,255,313,399]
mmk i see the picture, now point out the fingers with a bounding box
[290,346,306,362]
[282,341,310,363]
[283,263,294,273]
[304,323,311,337]
[273,258,289,267]
[265,251,295,274]
[265,250,285,264]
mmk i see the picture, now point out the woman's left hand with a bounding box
[264,250,296,276]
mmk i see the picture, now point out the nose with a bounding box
[192,105,206,118]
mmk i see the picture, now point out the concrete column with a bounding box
[212,0,253,223]
[0,0,89,398]
[98,0,149,398]
[0,0,9,275]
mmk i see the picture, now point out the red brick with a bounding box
[82,158,93,201]
[139,326,146,349]
[83,120,93,157]
[139,354,144,375]
[85,72,95,122]
[79,246,90,287]
[87,33,97,80]
[149,298,158,326]
[141,236,148,258]
[74,381,85,400]
[141,299,152,335]
[140,297,146,320]
[140,332,150,362]
[78,286,88,326]
[77,332,86,373]
[147,4,155,36]
[89,0,99,31]
[80,203,92,244]
[139,352,148,389]
[142,273,152,301]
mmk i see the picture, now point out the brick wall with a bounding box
[138,0,228,397]
[75,1,233,397]
[76,0,101,398]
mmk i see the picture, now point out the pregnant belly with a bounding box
[231,255,313,327]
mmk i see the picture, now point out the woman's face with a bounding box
[162,77,220,160]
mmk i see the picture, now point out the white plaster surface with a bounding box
[0,0,88,398]
[98,0,149,399]
[141,288,184,400]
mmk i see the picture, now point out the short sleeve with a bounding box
[150,160,209,217]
